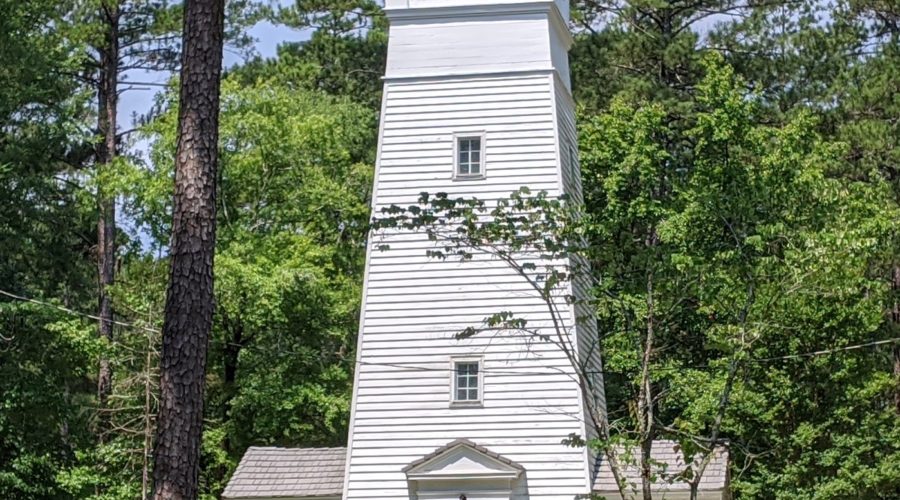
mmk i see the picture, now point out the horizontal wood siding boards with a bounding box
[360,339,569,351]
[553,78,603,485]
[364,340,559,352]
[365,284,557,298]
[346,74,590,499]
[555,82,582,204]
[550,30,571,92]
[386,16,552,79]
[382,125,556,138]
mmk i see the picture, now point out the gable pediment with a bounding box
[404,439,524,481]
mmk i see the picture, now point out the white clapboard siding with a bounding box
[386,16,552,79]
[553,73,605,489]
[345,72,593,499]
[345,2,595,499]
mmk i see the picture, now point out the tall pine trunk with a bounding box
[152,0,224,497]
[96,0,119,431]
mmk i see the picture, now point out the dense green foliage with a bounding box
[0,0,897,498]
[133,76,376,496]
[581,57,898,498]
[571,1,900,494]
[140,75,375,443]
[1,0,97,496]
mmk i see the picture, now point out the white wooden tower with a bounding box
[343,1,603,498]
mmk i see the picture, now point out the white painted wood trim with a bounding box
[408,471,519,481]
[383,68,558,84]
[549,73,594,494]
[449,355,485,407]
[552,72,574,107]
[385,0,568,25]
[384,68,560,83]
[341,82,391,500]
[452,131,487,181]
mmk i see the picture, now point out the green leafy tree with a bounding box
[708,0,900,419]
[570,0,759,115]
[233,0,387,111]
[583,55,899,499]
[371,58,899,499]
[65,0,260,427]
[136,76,375,495]
[0,1,100,497]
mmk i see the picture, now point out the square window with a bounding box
[452,359,482,405]
[455,135,484,179]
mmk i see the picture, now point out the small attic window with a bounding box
[451,357,482,406]
[455,134,484,179]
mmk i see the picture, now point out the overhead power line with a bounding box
[0,289,158,334]
[355,335,900,376]
[755,338,900,362]
[3,288,897,369]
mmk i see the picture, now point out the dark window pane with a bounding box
[454,362,480,401]
[457,138,483,177]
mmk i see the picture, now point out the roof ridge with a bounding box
[245,445,346,451]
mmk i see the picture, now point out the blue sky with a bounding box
[119,20,309,146]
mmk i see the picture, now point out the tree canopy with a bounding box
[0,0,897,498]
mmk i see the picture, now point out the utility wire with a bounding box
[4,288,898,369]
[356,359,591,377]
[355,335,900,376]
[754,337,900,362]
[0,289,159,334]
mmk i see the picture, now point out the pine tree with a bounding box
[152,0,225,497]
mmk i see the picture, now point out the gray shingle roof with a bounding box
[223,440,727,498]
[222,447,346,499]
[594,440,729,494]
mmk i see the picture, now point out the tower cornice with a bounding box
[384,0,569,19]
[384,1,572,49]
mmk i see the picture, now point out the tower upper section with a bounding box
[384,0,568,18]
[383,0,573,89]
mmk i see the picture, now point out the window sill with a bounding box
[450,400,484,408]
[452,174,485,182]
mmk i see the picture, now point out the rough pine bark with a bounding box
[96,0,120,428]
[151,0,225,497]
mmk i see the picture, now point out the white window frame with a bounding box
[453,132,486,180]
[449,356,484,407]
